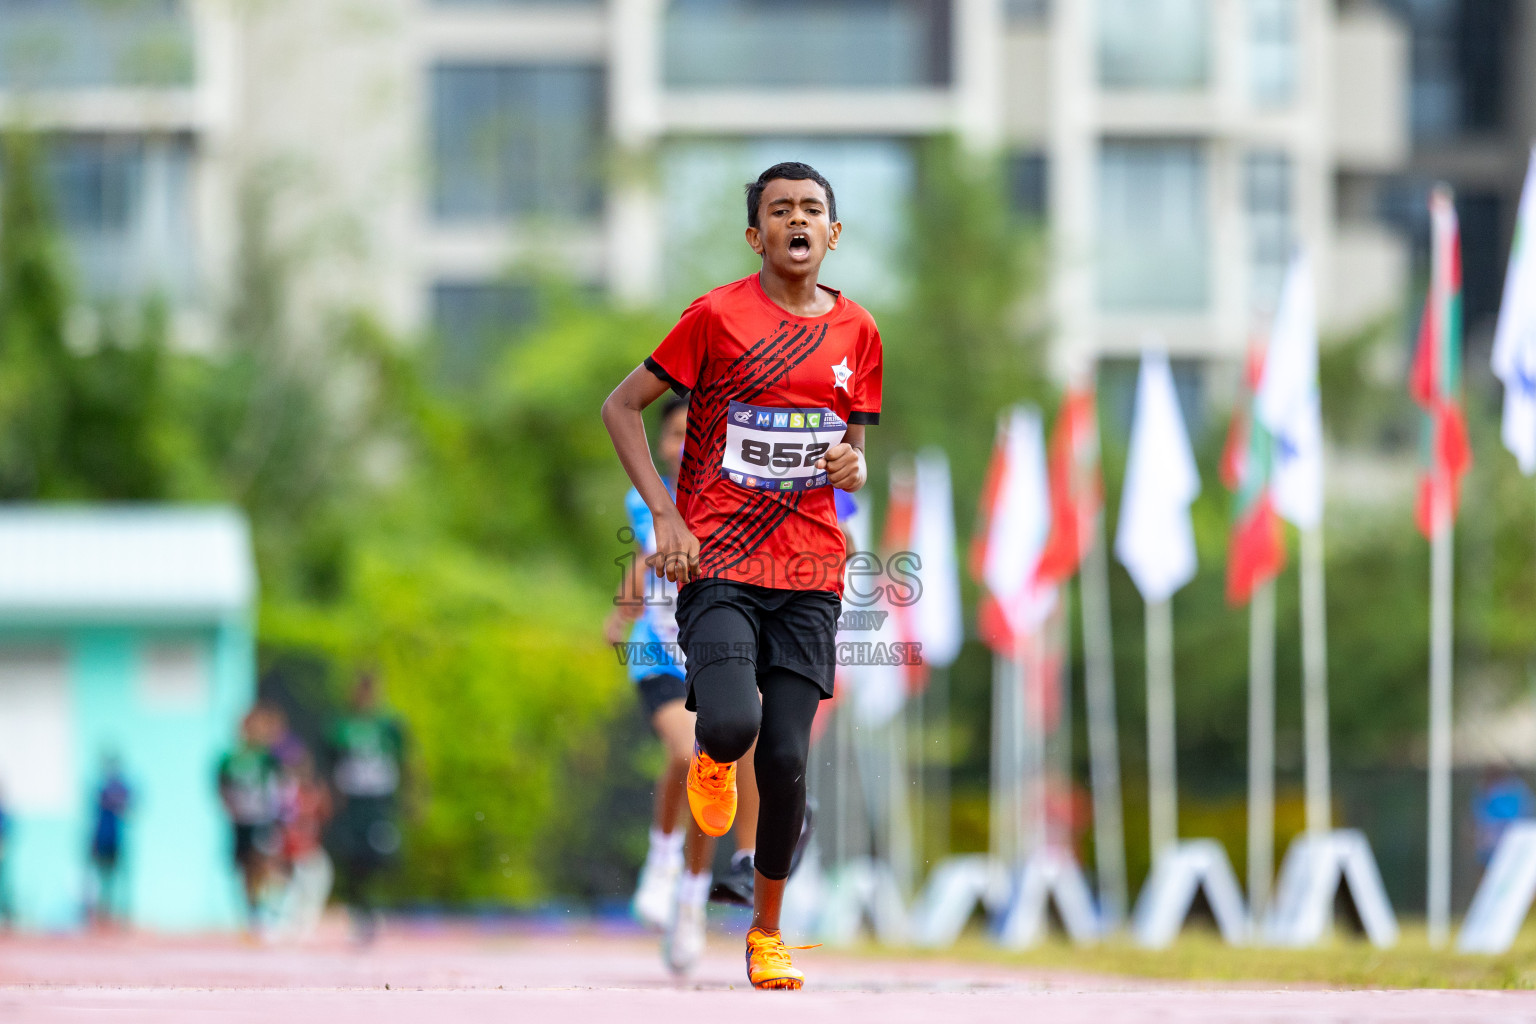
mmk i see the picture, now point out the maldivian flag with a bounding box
[1222,342,1286,606]
[1036,386,1102,587]
[1410,186,1473,538]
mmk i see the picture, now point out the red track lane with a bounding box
[2,924,1534,1023]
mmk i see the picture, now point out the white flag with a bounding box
[842,503,906,726]
[982,407,1056,638]
[1116,351,1201,603]
[1256,250,1325,528]
[909,447,963,668]
[1492,147,1536,475]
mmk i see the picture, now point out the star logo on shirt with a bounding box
[831,358,853,391]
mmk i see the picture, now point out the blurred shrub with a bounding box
[262,542,622,904]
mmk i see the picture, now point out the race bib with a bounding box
[721,401,846,492]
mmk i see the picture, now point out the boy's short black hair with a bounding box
[660,392,689,423]
[745,162,836,229]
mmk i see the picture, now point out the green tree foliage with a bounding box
[262,544,620,903]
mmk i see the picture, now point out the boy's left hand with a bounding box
[817,442,866,492]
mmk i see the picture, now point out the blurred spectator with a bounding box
[217,708,284,935]
[86,754,132,929]
[276,751,333,943]
[323,671,407,945]
[1472,769,1535,866]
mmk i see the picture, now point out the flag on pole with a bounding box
[1036,387,1102,588]
[1256,250,1325,530]
[909,448,964,669]
[970,407,1056,651]
[845,500,907,727]
[1410,186,1472,538]
[1116,351,1201,603]
[1222,342,1286,606]
[1492,147,1536,475]
[882,465,926,693]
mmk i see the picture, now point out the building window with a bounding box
[1097,140,1208,312]
[430,63,605,224]
[1385,0,1512,141]
[659,137,914,308]
[431,280,538,385]
[1005,0,1050,21]
[1098,0,1211,91]
[1098,355,1209,442]
[1249,0,1297,107]
[1245,151,1291,313]
[32,134,197,300]
[0,0,193,89]
[664,0,951,89]
[1007,152,1048,220]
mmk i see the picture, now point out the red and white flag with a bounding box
[970,407,1056,652]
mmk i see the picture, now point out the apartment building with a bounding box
[0,1,234,324]
[1385,0,1536,346]
[0,0,1413,389]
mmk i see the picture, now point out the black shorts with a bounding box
[676,578,842,709]
[636,672,688,718]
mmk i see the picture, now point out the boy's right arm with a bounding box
[601,364,701,585]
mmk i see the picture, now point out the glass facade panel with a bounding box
[1098,0,1210,90]
[34,134,198,300]
[659,138,914,308]
[1385,0,1511,141]
[0,0,193,89]
[1007,151,1048,221]
[431,280,538,385]
[1097,140,1208,311]
[664,0,951,89]
[430,63,605,224]
[1249,0,1297,107]
[1245,150,1291,313]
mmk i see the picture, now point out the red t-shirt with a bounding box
[646,274,883,596]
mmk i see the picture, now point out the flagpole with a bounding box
[1027,626,1049,858]
[888,713,914,897]
[990,652,1007,867]
[1427,501,1455,948]
[910,684,926,876]
[1145,597,1177,862]
[1055,591,1074,849]
[1247,578,1276,927]
[834,697,851,868]
[1013,638,1031,865]
[931,665,952,862]
[1300,525,1331,839]
[1081,512,1127,928]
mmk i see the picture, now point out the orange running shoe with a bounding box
[744,927,818,990]
[686,744,737,837]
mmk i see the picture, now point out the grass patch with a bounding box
[861,923,1536,990]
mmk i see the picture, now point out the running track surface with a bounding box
[4,923,1535,1023]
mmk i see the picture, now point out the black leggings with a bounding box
[692,658,821,881]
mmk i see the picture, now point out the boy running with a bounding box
[602,161,881,990]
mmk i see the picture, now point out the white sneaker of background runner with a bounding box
[665,897,707,975]
[632,857,681,931]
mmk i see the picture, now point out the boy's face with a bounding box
[659,406,687,477]
[746,178,840,279]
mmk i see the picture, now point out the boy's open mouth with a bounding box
[788,232,811,259]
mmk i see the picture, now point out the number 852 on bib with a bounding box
[720,401,846,493]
